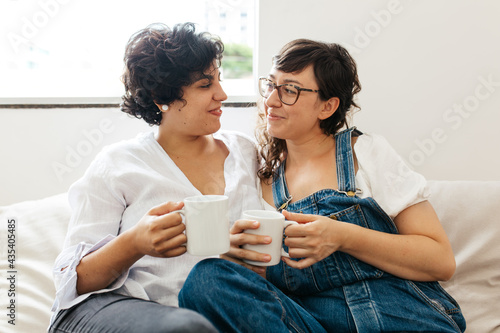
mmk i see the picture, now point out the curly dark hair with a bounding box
[120,22,224,125]
[256,39,362,180]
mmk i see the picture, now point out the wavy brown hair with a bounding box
[120,22,224,126]
[256,39,362,181]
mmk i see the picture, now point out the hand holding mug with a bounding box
[220,219,273,276]
[241,210,298,266]
[131,201,187,258]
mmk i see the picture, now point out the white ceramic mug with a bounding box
[176,195,230,256]
[241,210,298,266]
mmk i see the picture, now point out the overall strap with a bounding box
[335,127,360,195]
[272,162,293,211]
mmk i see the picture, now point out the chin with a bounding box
[207,123,222,135]
[267,126,283,140]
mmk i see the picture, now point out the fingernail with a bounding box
[264,255,271,261]
[264,236,272,243]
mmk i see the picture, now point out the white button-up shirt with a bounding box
[51,130,263,321]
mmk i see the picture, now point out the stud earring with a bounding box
[162,104,169,111]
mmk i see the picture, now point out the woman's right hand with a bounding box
[77,201,186,295]
[129,201,188,258]
[220,219,272,277]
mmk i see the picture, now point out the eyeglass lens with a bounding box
[259,79,298,105]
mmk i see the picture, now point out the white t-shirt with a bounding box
[51,130,263,319]
[262,132,429,219]
[354,132,429,218]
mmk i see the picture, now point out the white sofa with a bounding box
[1,180,499,333]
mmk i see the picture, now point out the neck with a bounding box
[156,130,215,157]
[285,133,335,168]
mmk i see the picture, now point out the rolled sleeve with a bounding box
[51,235,130,311]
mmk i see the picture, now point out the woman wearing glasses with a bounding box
[179,39,466,332]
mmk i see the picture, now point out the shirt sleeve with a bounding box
[51,149,130,312]
[354,133,430,219]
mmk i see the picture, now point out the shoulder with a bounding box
[354,131,415,181]
[92,131,156,165]
[74,131,156,187]
[354,132,392,153]
[354,131,429,218]
[101,131,155,156]
[69,132,155,205]
[354,132,407,169]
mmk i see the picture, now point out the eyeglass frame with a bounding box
[258,77,320,106]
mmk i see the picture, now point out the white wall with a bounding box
[258,0,500,181]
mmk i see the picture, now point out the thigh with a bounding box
[371,278,465,332]
[50,292,217,333]
[292,288,357,333]
[179,258,328,333]
[294,277,465,333]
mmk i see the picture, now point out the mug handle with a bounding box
[171,208,186,219]
[171,209,187,246]
[281,220,298,258]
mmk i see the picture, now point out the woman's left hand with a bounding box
[281,210,346,269]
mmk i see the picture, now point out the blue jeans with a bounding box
[49,292,217,333]
[180,259,464,333]
[179,258,328,333]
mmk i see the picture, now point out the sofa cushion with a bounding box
[0,193,70,333]
[428,180,500,333]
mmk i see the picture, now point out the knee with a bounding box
[179,259,227,304]
[179,258,246,307]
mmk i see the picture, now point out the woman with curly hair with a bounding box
[179,39,466,332]
[49,22,262,332]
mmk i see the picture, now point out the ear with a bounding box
[318,97,340,120]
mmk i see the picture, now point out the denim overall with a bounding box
[266,127,466,332]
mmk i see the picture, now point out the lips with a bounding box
[267,112,284,121]
[208,107,223,116]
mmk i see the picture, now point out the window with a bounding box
[0,0,256,104]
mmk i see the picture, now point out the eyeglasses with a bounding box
[258,77,320,106]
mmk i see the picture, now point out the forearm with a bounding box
[340,223,456,281]
[76,229,144,295]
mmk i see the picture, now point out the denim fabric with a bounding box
[179,127,466,332]
[179,258,328,333]
[49,292,217,333]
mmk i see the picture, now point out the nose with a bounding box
[264,86,282,108]
[214,81,228,102]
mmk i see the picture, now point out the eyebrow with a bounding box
[268,74,303,86]
[194,73,214,82]
[194,67,222,83]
